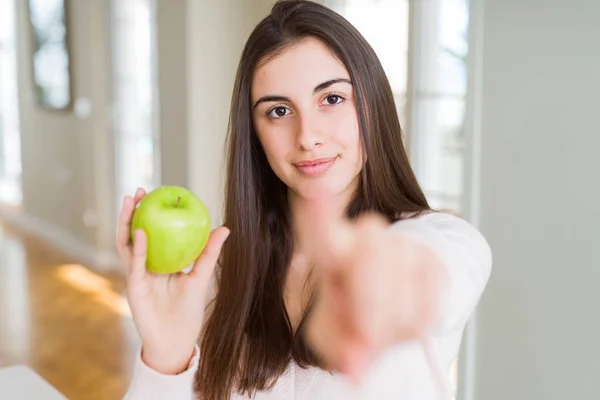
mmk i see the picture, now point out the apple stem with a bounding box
[175,196,181,208]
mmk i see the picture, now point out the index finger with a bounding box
[295,191,355,265]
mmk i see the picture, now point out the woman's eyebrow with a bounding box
[253,78,352,109]
[313,78,352,93]
[253,95,289,109]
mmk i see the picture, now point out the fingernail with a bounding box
[346,346,368,385]
[346,358,363,385]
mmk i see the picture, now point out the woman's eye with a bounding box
[268,106,290,119]
[323,94,344,105]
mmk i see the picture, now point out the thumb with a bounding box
[129,229,148,282]
[190,226,230,287]
[301,194,356,267]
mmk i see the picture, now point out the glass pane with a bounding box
[113,83,153,137]
[410,0,470,213]
[28,0,72,110]
[416,96,465,209]
[111,0,158,214]
[438,0,469,97]
[115,133,157,196]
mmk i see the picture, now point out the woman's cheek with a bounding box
[331,109,360,150]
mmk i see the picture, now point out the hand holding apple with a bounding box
[116,187,230,375]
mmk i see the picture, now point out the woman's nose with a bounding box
[296,113,325,150]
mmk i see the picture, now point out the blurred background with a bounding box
[0,0,598,399]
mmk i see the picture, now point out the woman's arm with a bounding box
[123,345,200,400]
[388,211,492,397]
[300,206,492,382]
[121,244,222,400]
[117,188,230,399]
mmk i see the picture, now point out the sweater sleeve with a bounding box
[389,211,493,337]
[122,345,200,400]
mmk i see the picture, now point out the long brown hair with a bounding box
[197,1,430,398]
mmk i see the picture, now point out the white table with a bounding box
[0,365,68,399]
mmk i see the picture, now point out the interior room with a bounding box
[0,0,598,399]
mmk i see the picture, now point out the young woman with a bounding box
[118,1,492,399]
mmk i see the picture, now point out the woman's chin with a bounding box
[291,180,354,201]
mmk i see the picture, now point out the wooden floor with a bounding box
[0,220,140,400]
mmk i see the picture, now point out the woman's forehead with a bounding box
[251,38,350,98]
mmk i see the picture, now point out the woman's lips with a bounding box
[293,156,337,176]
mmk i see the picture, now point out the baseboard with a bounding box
[0,205,121,273]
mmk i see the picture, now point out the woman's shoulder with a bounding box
[392,208,492,282]
[398,208,461,222]
[397,209,489,247]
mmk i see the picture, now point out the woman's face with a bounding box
[251,37,363,200]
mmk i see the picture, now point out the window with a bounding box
[110,0,160,215]
[409,0,469,213]
[326,0,470,214]
[0,0,22,206]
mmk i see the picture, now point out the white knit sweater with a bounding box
[123,211,492,400]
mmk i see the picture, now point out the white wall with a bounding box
[186,0,275,226]
[471,0,600,399]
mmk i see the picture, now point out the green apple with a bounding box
[130,185,211,274]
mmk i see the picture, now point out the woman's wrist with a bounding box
[141,345,196,375]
